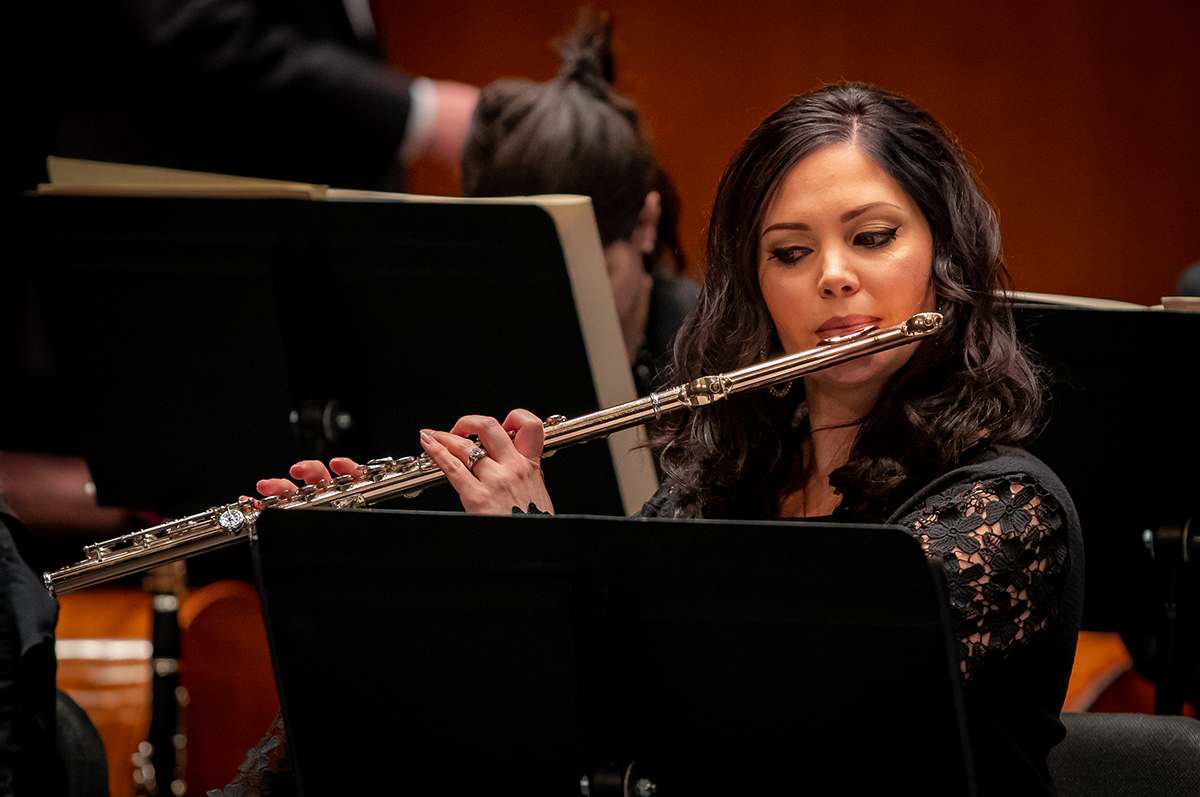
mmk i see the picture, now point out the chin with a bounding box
[812,350,907,390]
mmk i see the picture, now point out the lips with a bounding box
[817,314,880,338]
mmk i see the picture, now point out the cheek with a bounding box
[911,243,936,309]
[763,301,810,353]
[886,254,935,316]
[889,277,933,316]
[913,269,936,314]
[758,271,792,332]
[759,270,822,352]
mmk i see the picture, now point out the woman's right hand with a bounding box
[419,408,554,516]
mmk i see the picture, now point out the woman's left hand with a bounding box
[419,408,554,515]
[254,457,361,500]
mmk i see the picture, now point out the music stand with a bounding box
[1012,298,1199,711]
[13,193,656,525]
[251,508,976,795]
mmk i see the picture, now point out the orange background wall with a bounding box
[376,0,1200,306]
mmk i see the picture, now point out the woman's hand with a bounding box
[419,409,554,515]
[255,457,361,499]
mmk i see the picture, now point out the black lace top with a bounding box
[892,444,1084,796]
[896,469,1070,684]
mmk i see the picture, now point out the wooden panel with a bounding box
[56,582,279,797]
[177,580,280,796]
[380,0,1200,305]
[56,589,154,797]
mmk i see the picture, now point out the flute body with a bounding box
[43,312,943,596]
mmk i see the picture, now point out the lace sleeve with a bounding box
[897,474,1070,682]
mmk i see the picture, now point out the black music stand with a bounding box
[12,194,654,529]
[251,508,977,796]
[1013,299,1200,712]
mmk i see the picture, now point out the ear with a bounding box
[632,190,661,254]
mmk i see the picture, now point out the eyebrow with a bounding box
[760,201,902,239]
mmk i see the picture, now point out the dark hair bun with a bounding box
[461,7,657,247]
[556,8,616,97]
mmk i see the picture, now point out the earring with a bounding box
[760,337,793,397]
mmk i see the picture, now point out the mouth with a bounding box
[817,314,880,340]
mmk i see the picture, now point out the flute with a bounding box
[43,312,943,597]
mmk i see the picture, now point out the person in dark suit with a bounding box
[23,0,477,192]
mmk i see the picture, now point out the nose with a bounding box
[817,249,859,297]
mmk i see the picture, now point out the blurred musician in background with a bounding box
[461,9,699,395]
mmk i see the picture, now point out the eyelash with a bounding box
[766,227,900,266]
[856,227,899,249]
[766,246,811,266]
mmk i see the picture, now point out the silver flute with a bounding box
[43,312,943,596]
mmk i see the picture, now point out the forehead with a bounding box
[763,144,919,223]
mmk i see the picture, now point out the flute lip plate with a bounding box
[818,325,879,346]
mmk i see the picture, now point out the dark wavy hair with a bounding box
[461,10,658,247]
[650,83,1042,520]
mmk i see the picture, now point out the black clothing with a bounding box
[640,443,1085,797]
[36,0,413,191]
[0,504,65,797]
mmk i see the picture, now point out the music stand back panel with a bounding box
[1013,303,1199,633]
[252,509,975,795]
[14,195,629,522]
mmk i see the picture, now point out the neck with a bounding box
[776,378,879,519]
[803,374,883,429]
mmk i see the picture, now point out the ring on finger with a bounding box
[467,445,487,471]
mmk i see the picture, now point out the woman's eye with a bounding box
[855,227,899,249]
[767,246,811,266]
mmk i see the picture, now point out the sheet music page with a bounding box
[40,157,327,198]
